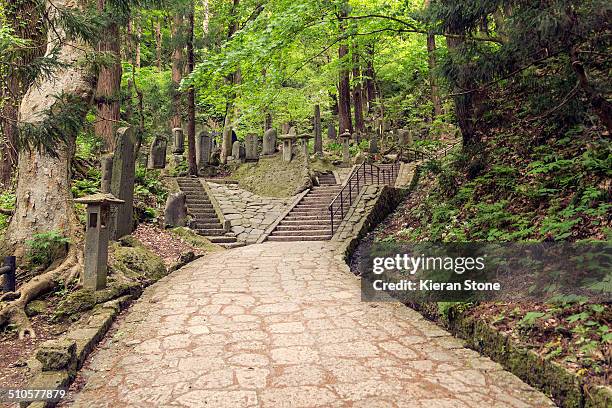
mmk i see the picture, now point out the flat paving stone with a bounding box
[68,242,556,407]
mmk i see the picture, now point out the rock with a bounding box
[54,290,97,320]
[36,339,77,371]
[25,300,47,317]
[164,192,187,228]
[111,241,167,282]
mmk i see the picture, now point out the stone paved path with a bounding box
[69,242,555,408]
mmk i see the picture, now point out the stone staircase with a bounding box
[176,177,239,247]
[267,172,342,242]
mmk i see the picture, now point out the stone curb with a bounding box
[413,304,611,408]
[256,188,310,244]
[200,179,230,232]
[21,294,138,408]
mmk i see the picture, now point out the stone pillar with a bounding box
[245,133,259,161]
[196,130,211,168]
[369,134,379,153]
[279,136,295,162]
[314,105,322,155]
[172,127,184,154]
[110,127,137,240]
[262,128,277,155]
[327,123,337,140]
[148,135,168,169]
[75,194,124,290]
[340,131,351,165]
[100,154,113,193]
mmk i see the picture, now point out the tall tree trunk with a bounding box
[221,0,240,163]
[186,7,197,175]
[5,0,96,253]
[136,23,142,69]
[425,0,442,119]
[171,13,184,130]
[352,49,365,137]
[337,5,352,135]
[427,33,443,118]
[155,18,162,70]
[0,0,45,188]
[95,0,122,152]
[364,45,377,112]
[446,36,478,146]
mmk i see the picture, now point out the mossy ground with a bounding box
[230,152,311,198]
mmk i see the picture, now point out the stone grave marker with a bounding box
[148,135,168,169]
[100,154,113,193]
[172,127,184,154]
[262,128,277,155]
[245,133,259,161]
[110,127,137,240]
[196,130,212,168]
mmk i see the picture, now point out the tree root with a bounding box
[0,247,83,339]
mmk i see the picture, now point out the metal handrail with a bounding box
[327,140,461,235]
[328,162,399,234]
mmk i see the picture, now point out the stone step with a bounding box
[197,228,226,235]
[271,229,331,237]
[283,215,340,222]
[294,204,331,210]
[189,209,216,214]
[278,217,340,228]
[206,236,237,243]
[289,208,329,214]
[196,223,223,229]
[186,198,211,202]
[275,224,332,231]
[189,204,214,210]
[267,235,331,242]
[220,242,246,249]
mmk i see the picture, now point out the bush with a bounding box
[25,230,70,269]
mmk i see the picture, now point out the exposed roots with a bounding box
[0,246,83,339]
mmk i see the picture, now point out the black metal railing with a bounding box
[328,140,462,235]
[0,256,16,292]
[328,162,399,235]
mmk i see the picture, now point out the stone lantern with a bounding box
[339,130,352,166]
[74,193,124,290]
[278,134,298,162]
[296,134,313,161]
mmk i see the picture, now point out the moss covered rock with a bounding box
[110,238,167,282]
[54,289,97,320]
[25,300,47,316]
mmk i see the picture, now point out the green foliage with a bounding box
[134,164,167,203]
[25,231,70,269]
[0,191,15,232]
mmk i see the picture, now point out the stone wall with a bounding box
[206,182,297,244]
[332,185,404,261]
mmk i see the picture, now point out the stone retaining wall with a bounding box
[206,182,297,244]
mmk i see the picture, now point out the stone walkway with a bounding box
[68,242,555,408]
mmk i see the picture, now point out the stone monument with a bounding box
[148,135,167,169]
[313,105,322,155]
[262,128,277,155]
[110,127,136,240]
[245,133,259,161]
